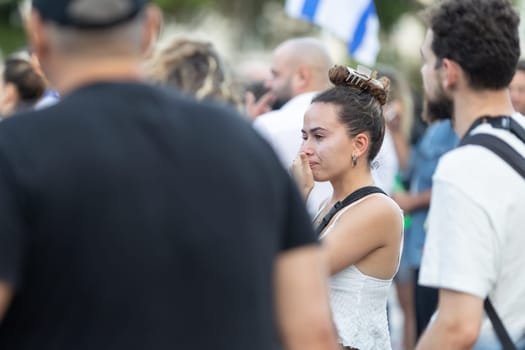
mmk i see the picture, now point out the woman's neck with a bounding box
[329,167,376,202]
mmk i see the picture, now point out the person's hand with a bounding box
[291,152,314,200]
[245,91,274,121]
[384,100,402,133]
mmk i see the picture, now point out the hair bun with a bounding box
[328,64,390,106]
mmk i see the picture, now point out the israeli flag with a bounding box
[285,0,380,65]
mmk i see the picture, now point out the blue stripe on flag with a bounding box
[349,1,376,55]
[301,0,321,21]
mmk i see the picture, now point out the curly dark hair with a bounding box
[427,0,520,89]
[312,65,390,162]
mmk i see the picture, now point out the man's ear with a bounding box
[27,10,49,61]
[142,4,162,57]
[294,65,312,90]
[441,58,460,90]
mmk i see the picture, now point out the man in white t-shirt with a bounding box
[416,1,525,349]
[252,38,398,214]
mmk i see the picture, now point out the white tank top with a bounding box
[318,195,403,349]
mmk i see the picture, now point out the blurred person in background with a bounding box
[391,97,458,339]
[0,1,340,350]
[18,1,60,109]
[380,66,417,350]
[148,37,241,109]
[237,59,277,119]
[0,55,45,118]
[31,52,60,109]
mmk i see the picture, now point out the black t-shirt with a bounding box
[0,82,316,350]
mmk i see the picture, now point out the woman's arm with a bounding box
[322,196,402,275]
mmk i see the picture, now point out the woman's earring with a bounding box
[352,154,357,167]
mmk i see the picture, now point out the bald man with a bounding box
[252,38,333,214]
[266,38,333,108]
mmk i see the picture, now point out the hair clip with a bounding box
[345,65,383,90]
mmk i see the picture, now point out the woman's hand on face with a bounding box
[291,152,314,200]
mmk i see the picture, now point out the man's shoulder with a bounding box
[255,92,316,124]
[0,82,254,153]
[438,114,525,178]
[253,109,285,132]
[435,139,506,177]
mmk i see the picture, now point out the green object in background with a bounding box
[403,212,412,230]
[393,174,412,230]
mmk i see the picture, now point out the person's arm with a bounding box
[0,282,13,322]
[322,195,402,275]
[245,91,275,121]
[391,189,431,213]
[416,289,483,350]
[274,245,339,350]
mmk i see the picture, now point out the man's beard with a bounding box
[273,81,293,110]
[425,90,454,126]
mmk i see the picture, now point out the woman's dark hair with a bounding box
[3,57,45,102]
[427,0,520,90]
[312,65,390,162]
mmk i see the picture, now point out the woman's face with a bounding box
[300,102,355,182]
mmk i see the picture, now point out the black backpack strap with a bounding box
[464,116,525,143]
[315,186,386,235]
[461,132,524,350]
[484,298,518,350]
[460,133,525,179]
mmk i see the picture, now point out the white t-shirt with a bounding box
[419,113,525,344]
[254,92,398,215]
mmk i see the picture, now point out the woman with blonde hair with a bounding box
[148,38,240,108]
[293,65,403,350]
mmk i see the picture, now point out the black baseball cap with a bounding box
[32,0,149,29]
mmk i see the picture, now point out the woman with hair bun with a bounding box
[292,65,403,350]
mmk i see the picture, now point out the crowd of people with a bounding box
[0,0,524,349]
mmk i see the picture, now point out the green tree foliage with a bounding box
[375,0,423,32]
[0,1,26,56]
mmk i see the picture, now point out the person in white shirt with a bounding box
[416,1,525,349]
